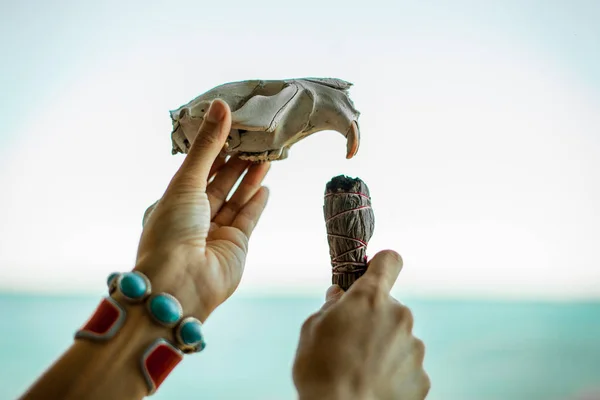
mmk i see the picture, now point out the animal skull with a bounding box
[170,78,361,162]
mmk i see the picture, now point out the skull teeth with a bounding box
[238,149,284,162]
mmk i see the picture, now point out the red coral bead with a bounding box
[75,297,126,340]
[141,339,184,394]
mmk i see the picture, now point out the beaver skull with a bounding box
[170,78,361,162]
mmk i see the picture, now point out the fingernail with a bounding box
[205,100,226,123]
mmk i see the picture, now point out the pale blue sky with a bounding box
[1,0,599,298]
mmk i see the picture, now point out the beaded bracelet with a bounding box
[76,271,206,395]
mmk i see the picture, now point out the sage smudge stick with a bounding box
[324,175,375,290]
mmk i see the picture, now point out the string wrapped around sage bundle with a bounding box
[324,175,375,290]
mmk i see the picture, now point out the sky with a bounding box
[0,0,599,299]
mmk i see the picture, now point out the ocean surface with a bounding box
[1,294,599,400]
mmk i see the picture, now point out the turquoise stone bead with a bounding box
[107,272,120,287]
[180,320,204,345]
[149,294,182,325]
[119,272,147,299]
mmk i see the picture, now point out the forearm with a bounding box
[21,298,172,400]
[21,252,215,400]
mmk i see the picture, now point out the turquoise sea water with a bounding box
[1,294,599,400]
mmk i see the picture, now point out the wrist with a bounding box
[67,301,171,400]
[133,254,215,323]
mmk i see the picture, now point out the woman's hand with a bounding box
[293,251,430,400]
[21,99,270,400]
[136,99,270,322]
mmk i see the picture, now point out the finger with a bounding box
[299,312,321,338]
[413,337,426,365]
[231,186,270,238]
[320,285,345,312]
[350,250,403,295]
[208,155,228,182]
[421,371,432,398]
[170,99,231,192]
[207,157,252,218]
[393,303,414,332]
[213,162,271,227]
[325,284,344,302]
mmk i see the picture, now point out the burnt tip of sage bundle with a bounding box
[324,175,375,290]
[325,175,371,196]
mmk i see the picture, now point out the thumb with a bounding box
[348,250,403,295]
[170,99,232,192]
